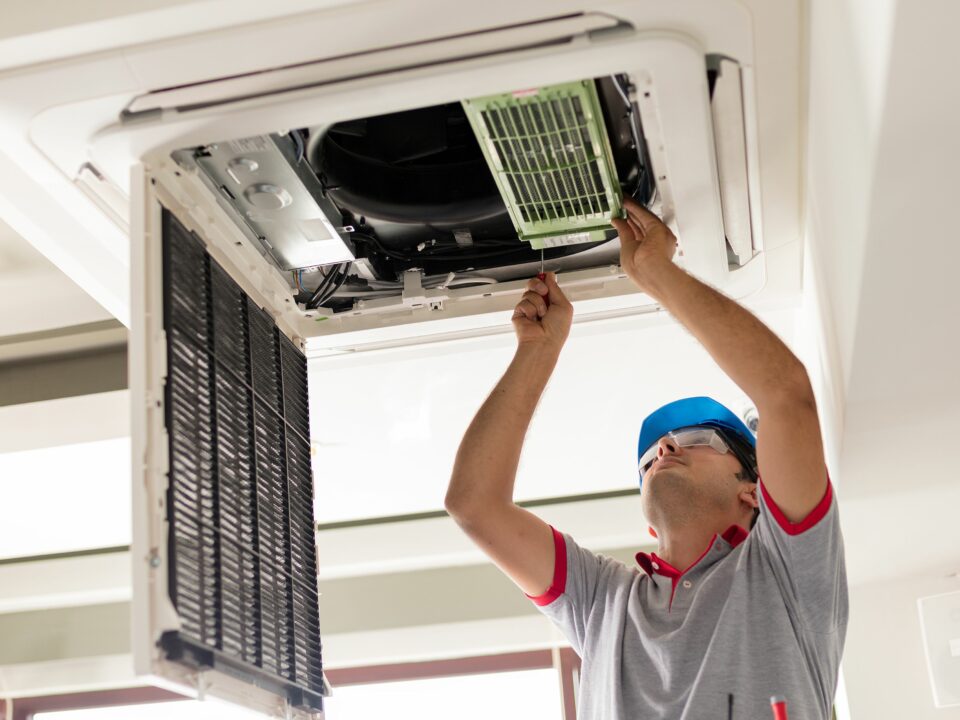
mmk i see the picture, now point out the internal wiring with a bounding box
[319,273,499,302]
[305,267,335,308]
[306,262,350,309]
[317,266,350,305]
[352,231,530,264]
[445,276,498,287]
[611,75,654,203]
[290,129,306,164]
[351,232,410,260]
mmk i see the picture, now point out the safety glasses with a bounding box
[638,426,731,477]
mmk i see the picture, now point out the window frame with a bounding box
[5,648,581,720]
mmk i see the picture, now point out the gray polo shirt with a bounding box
[527,481,847,719]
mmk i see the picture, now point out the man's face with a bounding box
[640,433,750,529]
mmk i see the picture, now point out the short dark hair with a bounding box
[720,429,760,529]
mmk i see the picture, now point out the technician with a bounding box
[445,198,847,719]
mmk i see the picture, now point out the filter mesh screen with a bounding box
[161,209,324,710]
[463,79,623,245]
[483,96,607,221]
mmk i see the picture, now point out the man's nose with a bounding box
[657,436,680,457]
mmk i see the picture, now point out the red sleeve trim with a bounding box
[526,526,567,606]
[760,477,833,536]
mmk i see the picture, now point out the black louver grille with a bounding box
[161,209,323,711]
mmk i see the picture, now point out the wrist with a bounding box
[515,338,565,361]
[631,256,683,298]
[498,342,561,404]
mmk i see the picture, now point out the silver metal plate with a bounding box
[190,133,354,271]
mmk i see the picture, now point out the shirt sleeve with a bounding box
[524,526,633,655]
[752,477,849,634]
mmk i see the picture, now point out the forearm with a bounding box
[642,260,812,408]
[446,342,560,512]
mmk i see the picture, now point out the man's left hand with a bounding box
[612,197,678,294]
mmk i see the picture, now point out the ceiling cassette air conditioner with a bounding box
[109,18,765,361]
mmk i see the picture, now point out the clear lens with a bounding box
[638,426,731,476]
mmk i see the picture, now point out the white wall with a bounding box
[846,575,960,719]
[805,0,960,717]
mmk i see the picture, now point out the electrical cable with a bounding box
[351,232,411,261]
[290,129,306,164]
[611,75,645,200]
[352,231,533,264]
[328,290,395,298]
[612,75,656,204]
[306,262,352,308]
[314,265,350,306]
[305,266,337,308]
[446,276,497,287]
[324,272,499,301]
[362,273,497,291]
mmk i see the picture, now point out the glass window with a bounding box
[325,668,563,720]
[0,437,130,559]
[36,699,262,720]
[33,668,562,720]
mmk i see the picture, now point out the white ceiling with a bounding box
[309,306,799,523]
[0,218,111,337]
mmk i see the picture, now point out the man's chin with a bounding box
[642,471,691,515]
[648,464,686,482]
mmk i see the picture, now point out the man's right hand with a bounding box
[449,271,570,600]
[511,271,574,349]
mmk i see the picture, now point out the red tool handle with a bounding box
[770,696,788,720]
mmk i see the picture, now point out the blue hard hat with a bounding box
[637,396,756,486]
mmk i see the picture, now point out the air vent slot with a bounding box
[708,56,755,266]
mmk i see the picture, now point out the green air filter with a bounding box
[462,79,625,250]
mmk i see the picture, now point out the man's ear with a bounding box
[739,483,759,510]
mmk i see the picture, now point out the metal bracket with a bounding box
[401,269,426,308]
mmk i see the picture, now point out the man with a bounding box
[444,198,848,719]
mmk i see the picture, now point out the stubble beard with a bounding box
[642,465,731,531]
[642,466,700,529]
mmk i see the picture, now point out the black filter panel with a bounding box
[161,209,324,711]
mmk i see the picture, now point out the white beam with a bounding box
[0,552,131,615]
[0,390,128,454]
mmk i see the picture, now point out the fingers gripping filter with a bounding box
[637,397,756,488]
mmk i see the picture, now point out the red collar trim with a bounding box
[635,524,749,578]
[721,524,749,547]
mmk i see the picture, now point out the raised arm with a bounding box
[613,199,827,521]
[445,272,573,597]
